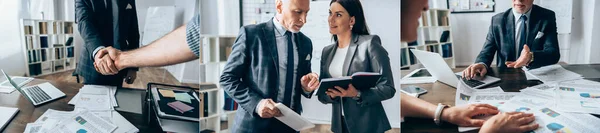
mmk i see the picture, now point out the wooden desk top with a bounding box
[400,64,600,133]
[0,79,159,133]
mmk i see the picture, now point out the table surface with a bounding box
[0,79,162,133]
[400,64,600,133]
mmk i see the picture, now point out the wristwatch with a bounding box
[352,91,362,101]
[434,103,449,126]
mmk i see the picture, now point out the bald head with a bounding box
[275,0,310,33]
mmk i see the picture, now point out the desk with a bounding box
[400,64,600,133]
[0,79,161,133]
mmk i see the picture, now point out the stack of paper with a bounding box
[523,64,583,84]
[455,82,518,132]
[24,85,139,133]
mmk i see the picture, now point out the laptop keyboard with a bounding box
[26,86,52,104]
[456,75,485,88]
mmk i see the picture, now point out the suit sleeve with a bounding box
[474,17,499,68]
[301,38,314,98]
[317,47,340,104]
[219,27,263,117]
[127,0,140,71]
[530,12,560,68]
[358,35,396,106]
[76,0,104,60]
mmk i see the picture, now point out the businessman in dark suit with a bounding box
[463,0,560,79]
[219,0,320,132]
[76,0,139,86]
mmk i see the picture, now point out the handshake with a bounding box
[93,47,136,84]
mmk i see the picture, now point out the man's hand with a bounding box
[256,99,283,118]
[480,112,539,133]
[300,73,319,92]
[506,45,532,68]
[125,70,137,84]
[325,84,359,99]
[94,47,123,75]
[440,104,500,127]
[463,63,487,80]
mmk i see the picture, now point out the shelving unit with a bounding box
[401,9,455,69]
[200,35,238,133]
[20,19,76,77]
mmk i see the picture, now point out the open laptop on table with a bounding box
[410,49,500,89]
[1,69,65,106]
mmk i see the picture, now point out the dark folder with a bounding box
[316,72,382,96]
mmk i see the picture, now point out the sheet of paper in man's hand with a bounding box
[274,103,315,131]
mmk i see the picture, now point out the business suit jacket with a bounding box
[75,0,140,85]
[475,5,559,69]
[219,19,313,133]
[318,34,396,133]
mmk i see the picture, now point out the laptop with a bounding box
[1,70,65,106]
[410,49,501,89]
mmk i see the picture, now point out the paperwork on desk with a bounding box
[24,85,139,133]
[455,82,518,132]
[522,64,583,84]
[274,103,315,131]
[498,89,600,133]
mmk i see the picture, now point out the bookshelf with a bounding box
[401,9,455,69]
[200,35,238,133]
[20,19,76,77]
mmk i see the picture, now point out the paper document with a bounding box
[174,93,193,103]
[455,83,515,132]
[24,123,43,133]
[49,110,117,133]
[554,83,600,114]
[159,89,175,97]
[274,103,315,131]
[523,64,583,84]
[498,92,600,133]
[0,106,18,130]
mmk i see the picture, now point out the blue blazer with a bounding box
[475,5,560,69]
[219,18,313,133]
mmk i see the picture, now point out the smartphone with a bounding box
[400,85,427,96]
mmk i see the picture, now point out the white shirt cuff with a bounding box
[92,46,106,61]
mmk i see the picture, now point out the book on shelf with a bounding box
[24,26,33,35]
[67,47,74,58]
[41,49,47,62]
[38,22,47,34]
[65,37,73,46]
[407,41,418,46]
[28,64,41,76]
[401,48,408,67]
[40,36,48,48]
[440,30,450,43]
[421,12,429,26]
[442,43,453,58]
[223,92,238,111]
[64,22,74,34]
[408,47,417,65]
[425,40,439,44]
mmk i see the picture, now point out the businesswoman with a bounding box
[317,0,395,133]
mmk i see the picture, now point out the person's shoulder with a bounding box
[491,8,512,20]
[533,5,556,16]
[356,34,381,44]
[239,22,268,33]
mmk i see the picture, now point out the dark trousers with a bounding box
[268,118,297,133]
[339,116,350,133]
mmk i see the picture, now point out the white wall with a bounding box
[0,0,26,76]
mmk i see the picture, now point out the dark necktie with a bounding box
[283,31,295,107]
[517,15,527,57]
